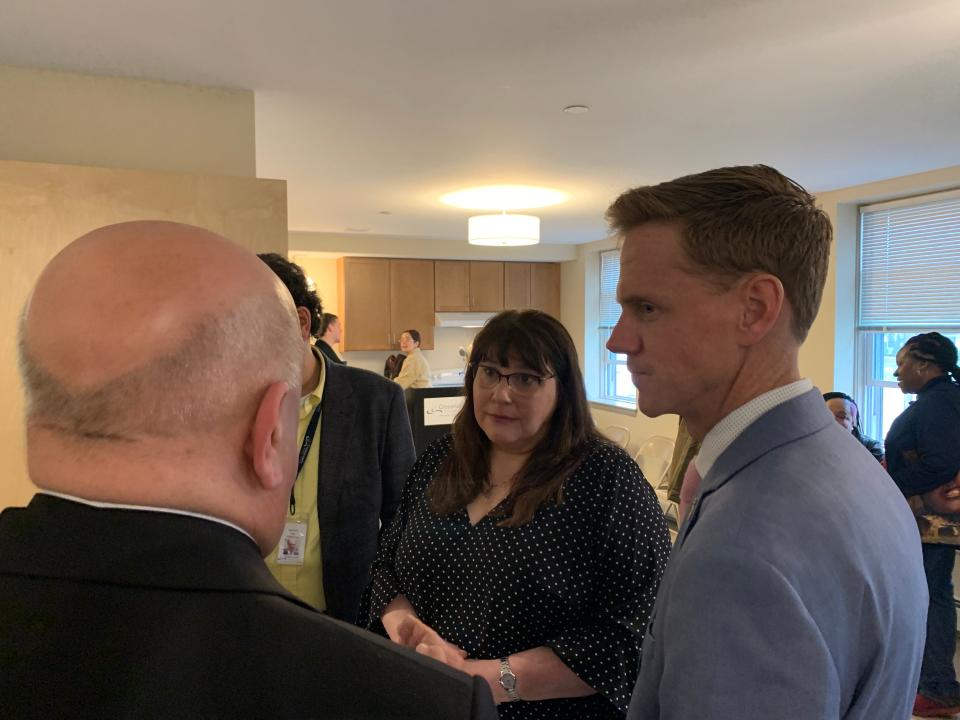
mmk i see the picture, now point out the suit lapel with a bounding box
[318,361,356,505]
[676,389,833,546]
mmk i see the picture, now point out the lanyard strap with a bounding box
[290,404,322,516]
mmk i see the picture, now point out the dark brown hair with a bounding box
[428,310,603,527]
[606,164,832,341]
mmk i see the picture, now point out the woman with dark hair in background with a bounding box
[822,391,884,462]
[366,310,670,719]
[885,332,960,718]
[394,328,431,389]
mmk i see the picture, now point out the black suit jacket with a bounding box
[318,360,416,622]
[0,495,497,719]
[316,339,346,365]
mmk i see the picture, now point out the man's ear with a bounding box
[247,381,295,491]
[736,273,785,346]
[296,307,312,342]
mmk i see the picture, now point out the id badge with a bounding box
[276,517,308,565]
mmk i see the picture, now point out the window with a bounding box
[598,249,636,408]
[855,190,960,441]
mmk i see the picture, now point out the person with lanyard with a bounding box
[885,332,960,718]
[258,254,416,623]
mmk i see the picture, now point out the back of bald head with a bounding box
[18,221,302,445]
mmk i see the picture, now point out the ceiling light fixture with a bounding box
[441,185,568,211]
[468,212,540,246]
[562,104,590,114]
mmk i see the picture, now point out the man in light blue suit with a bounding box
[606,165,926,719]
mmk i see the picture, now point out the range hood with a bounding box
[434,312,496,328]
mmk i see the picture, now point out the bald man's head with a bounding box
[19,221,301,442]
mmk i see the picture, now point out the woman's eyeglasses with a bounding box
[472,364,554,396]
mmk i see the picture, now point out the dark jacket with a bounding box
[318,359,416,622]
[0,495,497,719]
[853,430,885,463]
[885,376,960,497]
[315,338,346,365]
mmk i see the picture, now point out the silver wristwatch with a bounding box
[498,656,519,702]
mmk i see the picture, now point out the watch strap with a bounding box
[498,656,520,702]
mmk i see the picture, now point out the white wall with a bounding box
[0,65,256,177]
[289,231,577,262]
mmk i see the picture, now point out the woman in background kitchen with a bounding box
[394,329,432,389]
[366,310,670,718]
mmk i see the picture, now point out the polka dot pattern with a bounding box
[367,435,671,718]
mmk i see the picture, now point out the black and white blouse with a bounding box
[367,435,671,719]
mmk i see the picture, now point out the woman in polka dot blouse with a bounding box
[365,310,671,718]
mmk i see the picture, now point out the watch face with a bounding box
[500,673,517,691]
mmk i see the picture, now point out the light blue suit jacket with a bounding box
[628,389,926,720]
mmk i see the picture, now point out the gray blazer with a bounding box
[318,359,416,622]
[628,389,927,720]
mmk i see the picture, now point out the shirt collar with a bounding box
[37,490,256,542]
[695,379,813,479]
[303,346,327,417]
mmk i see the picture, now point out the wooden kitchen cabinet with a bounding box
[434,260,471,311]
[338,257,435,350]
[390,259,435,350]
[503,262,532,308]
[468,262,504,311]
[434,261,504,312]
[503,262,561,318]
[530,262,561,318]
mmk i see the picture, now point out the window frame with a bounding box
[853,190,960,441]
[597,249,637,409]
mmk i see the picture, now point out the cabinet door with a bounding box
[339,257,391,350]
[469,261,504,312]
[530,263,561,318]
[503,262,531,309]
[391,259,435,350]
[434,260,471,311]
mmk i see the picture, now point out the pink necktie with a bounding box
[678,459,702,525]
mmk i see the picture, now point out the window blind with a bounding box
[859,190,960,329]
[599,249,621,329]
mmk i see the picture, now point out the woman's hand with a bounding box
[381,594,419,643]
[921,471,960,515]
[396,615,468,670]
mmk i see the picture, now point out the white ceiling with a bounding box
[2,0,958,245]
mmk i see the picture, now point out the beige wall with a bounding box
[0,160,287,510]
[0,65,256,177]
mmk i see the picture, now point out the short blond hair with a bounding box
[606,165,832,341]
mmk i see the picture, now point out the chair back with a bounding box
[633,435,676,489]
[601,425,631,449]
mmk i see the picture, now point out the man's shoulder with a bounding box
[243,600,493,715]
[325,361,403,397]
